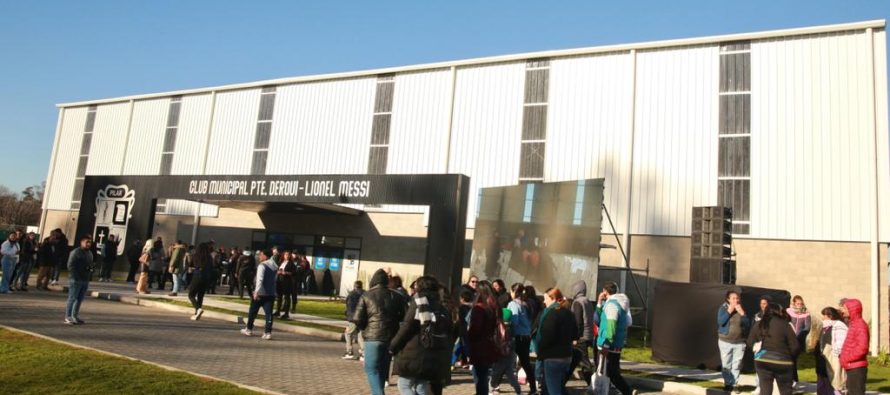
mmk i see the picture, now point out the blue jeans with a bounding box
[171,271,184,293]
[471,362,492,395]
[246,295,274,333]
[364,341,392,395]
[536,359,570,395]
[15,257,34,288]
[719,339,746,387]
[397,376,430,395]
[0,257,14,293]
[65,280,89,319]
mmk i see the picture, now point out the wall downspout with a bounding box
[620,49,639,291]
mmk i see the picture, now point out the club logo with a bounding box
[94,184,135,256]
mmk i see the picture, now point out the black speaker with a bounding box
[690,206,734,284]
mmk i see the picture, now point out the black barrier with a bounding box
[651,281,790,371]
[75,174,469,291]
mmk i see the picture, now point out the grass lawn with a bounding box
[149,298,344,333]
[213,297,347,321]
[0,328,258,395]
[621,328,890,392]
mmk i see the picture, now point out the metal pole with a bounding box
[866,27,881,355]
[444,66,458,173]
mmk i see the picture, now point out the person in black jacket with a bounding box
[50,230,69,286]
[36,236,56,290]
[99,234,119,282]
[353,269,406,395]
[389,276,453,395]
[492,279,511,308]
[570,280,596,385]
[534,287,577,395]
[748,303,800,395]
[235,249,256,299]
[343,280,364,360]
[125,239,142,283]
[64,236,94,325]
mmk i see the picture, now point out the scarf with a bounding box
[414,295,436,324]
[792,306,808,314]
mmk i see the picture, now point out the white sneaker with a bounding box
[191,308,204,320]
[384,381,389,387]
[241,328,252,336]
[262,333,272,340]
[51,281,58,286]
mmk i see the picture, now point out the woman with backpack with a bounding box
[747,303,800,395]
[508,283,537,394]
[389,276,453,395]
[467,280,502,395]
[534,287,577,395]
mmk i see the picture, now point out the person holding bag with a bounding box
[135,240,153,294]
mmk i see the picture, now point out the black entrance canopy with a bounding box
[75,174,469,290]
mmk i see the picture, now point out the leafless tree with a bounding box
[0,183,44,228]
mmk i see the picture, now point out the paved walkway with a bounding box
[0,289,610,395]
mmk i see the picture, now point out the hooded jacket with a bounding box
[596,293,631,350]
[571,280,595,342]
[839,299,869,370]
[353,269,406,342]
[389,290,453,382]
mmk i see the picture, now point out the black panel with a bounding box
[166,101,181,127]
[718,137,750,177]
[374,82,394,113]
[71,179,84,202]
[84,111,96,132]
[367,146,388,174]
[522,106,547,140]
[720,53,750,92]
[160,153,173,176]
[163,127,177,153]
[76,156,88,177]
[254,122,272,149]
[519,142,545,179]
[719,95,751,135]
[370,114,391,145]
[251,150,268,175]
[258,94,275,121]
[718,179,750,223]
[524,69,549,103]
[80,133,92,156]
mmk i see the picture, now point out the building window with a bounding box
[155,198,168,215]
[572,180,586,226]
[159,96,181,176]
[251,87,276,175]
[522,183,536,223]
[717,42,751,234]
[367,75,394,175]
[71,105,97,209]
[520,59,549,181]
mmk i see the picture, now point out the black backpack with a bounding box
[420,308,453,350]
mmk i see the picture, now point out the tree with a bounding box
[0,182,44,228]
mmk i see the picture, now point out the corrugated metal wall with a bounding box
[123,98,169,175]
[388,69,452,174]
[85,102,130,176]
[751,31,875,241]
[205,89,260,175]
[46,107,87,210]
[547,53,633,233]
[266,78,376,175]
[167,93,217,217]
[875,30,890,242]
[449,62,526,226]
[631,45,720,236]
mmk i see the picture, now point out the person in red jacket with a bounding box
[839,298,869,395]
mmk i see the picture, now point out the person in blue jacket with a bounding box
[717,289,750,393]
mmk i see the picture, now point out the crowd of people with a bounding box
[717,292,870,395]
[1,228,70,294]
[342,270,635,395]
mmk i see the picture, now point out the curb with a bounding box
[0,324,285,395]
[625,376,726,395]
[59,286,343,341]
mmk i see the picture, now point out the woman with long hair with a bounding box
[187,242,212,321]
[467,280,501,395]
[274,251,296,320]
[534,287,576,395]
[786,295,812,388]
[135,239,153,294]
[813,307,848,395]
[508,283,537,394]
[747,303,800,395]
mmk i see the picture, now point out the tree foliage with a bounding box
[0,182,44,228]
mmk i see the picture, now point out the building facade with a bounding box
[42,21,890,348]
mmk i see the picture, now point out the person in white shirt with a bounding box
[1,232,21,294]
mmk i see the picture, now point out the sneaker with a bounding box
[51,280,58,286]
[262,333,272,340]
[359,355,365,361]
[280,314,290,320]
[168,292,178,297]
[241,328,252,336]
[490,387,500,394]
[75,318,85,324]
[384,381,389,387]
[342,353,356,360]
[192,308,204,320]
[64,318,76,325]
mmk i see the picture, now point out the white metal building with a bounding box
[42,20,890,349]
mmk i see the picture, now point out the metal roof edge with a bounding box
[57,19,885,108]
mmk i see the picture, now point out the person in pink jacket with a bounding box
[786,295,811,388]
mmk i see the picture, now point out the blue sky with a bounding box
[0,1,887,194]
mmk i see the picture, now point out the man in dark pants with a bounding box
[241,249,277,340]
[99,234,119,282]
[571,280,596,385]
[125,240,142,283]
